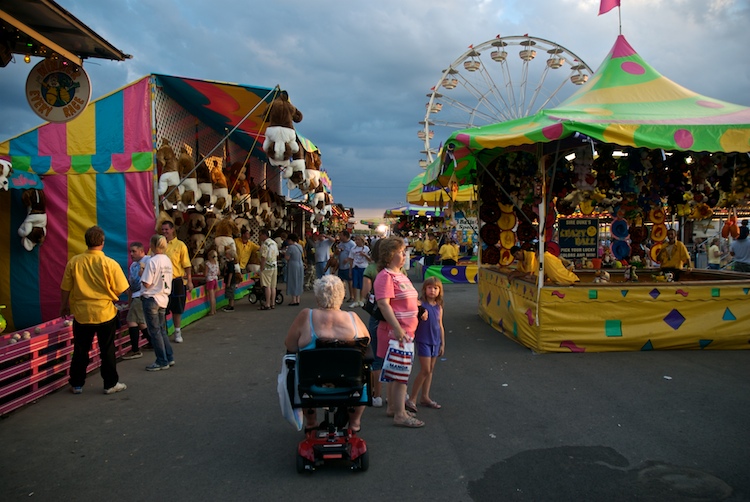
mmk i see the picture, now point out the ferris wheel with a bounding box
[420,35,594,164]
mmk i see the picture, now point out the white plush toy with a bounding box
[0,159,12,191]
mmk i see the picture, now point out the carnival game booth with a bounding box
[425,35,750,353]
[0,75,319,414]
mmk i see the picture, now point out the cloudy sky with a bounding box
[1,0,748,221]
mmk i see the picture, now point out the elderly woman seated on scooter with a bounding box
[284,275,370,432]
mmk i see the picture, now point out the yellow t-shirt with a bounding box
[61,250,129,324]
[657,241,690,269]
[234,238,260,268]
[544,251,580,286]
[423,239,438,256]
[414,239,424,253]
[517,250,539,276]
[165,237,191,278]
[439,243,459,262]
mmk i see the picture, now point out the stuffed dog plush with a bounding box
[156,139,183,210]
[18,188,47,251]
[178,146,200,212]
[0,159,12,191]
[263,90,302,167]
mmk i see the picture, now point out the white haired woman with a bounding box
[284,275,370,431]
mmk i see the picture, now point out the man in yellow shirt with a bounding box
[657,228,692,280]
[162,221,192,343]
[423,232,439,267]
[234,228,260,273]
[543,251,580,286]
[438,237,460,265]
[413,235,424,256]
[509,246,539,280]
[61,226,129,395]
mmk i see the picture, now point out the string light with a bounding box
[24,54,31,63]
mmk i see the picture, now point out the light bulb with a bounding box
[24,54,31,63]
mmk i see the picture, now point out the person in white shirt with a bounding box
[141,234,175,372]
[348,235,371,307]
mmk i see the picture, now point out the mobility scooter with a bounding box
[289,340,372,473]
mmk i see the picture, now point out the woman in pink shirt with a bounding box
[374,237,423,428]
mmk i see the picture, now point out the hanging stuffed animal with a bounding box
[195,158,215,212]
[0,159,12,191]
[156,138,183,210]
[177,146,200,212]
[210,160,229,214]
[18,188,47,251]
[262,90,302,167]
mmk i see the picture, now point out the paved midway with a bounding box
[1,282,749,501]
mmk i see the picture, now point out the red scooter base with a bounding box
[296,427,369,473]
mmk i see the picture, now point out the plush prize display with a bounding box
[18,188,47,251]
[156,139,183,210]
[263,90,303,167]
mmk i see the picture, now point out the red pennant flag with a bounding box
[599,0,620,15]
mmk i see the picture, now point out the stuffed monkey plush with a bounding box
[18,188,47,251]
[178,146,200,212]
[156,139,183,210]
[263,90,302,167]
[210,160,229,214]
[195,158,215,212]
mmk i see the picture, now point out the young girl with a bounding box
[205,250,219,315]
[406,276,445,412]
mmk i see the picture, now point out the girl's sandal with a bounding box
[405,400,418,413]
[394,416,425,428]
[420,400,442,409]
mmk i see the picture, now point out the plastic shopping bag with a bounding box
[379,339,414,384]
[277,354,303,431]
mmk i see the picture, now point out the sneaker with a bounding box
[121,350,143,360]
[223,306,235,312]
[174,332,183,343]
[71,386,83,394]
[103,382,127,395]
[168,360,175,367]
[372,396,383,408]
[349,301,360,308]
[145,363,170,372]
[358,301,365,307]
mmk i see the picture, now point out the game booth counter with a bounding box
[0,75,328,415]
[425,34,750,353]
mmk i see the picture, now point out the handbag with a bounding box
[379,339,414,384]
[362,292,385,321]
[277,354,303,431]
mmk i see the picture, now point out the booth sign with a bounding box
[25,59,92,123]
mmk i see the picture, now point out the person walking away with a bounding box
[204,250,220,315]
[141,234,175,371]
[374,237,423,428]
[349,235,371,307]
[423,232,438,267]
[285,233,304,305]
[234,228,259,273]
[731,226,750,272]
[708,237,722,270]
[361,240,384,407]
[337,230,356,302]
[406,277,445,413]
[313,232,335,279]
[122,241,152,360]
[222,248,238,312]
[161,220,192,343]
[259,228,279,310]
[61,226,129,394]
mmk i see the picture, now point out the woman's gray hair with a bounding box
[313,275,346,309]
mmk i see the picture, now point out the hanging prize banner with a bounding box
[559,218,599,259]
[25,59,92,123]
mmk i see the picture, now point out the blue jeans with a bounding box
[315,261,327,279]
[142,296,173,367]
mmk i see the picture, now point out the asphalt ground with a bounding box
[1,282,749,501]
